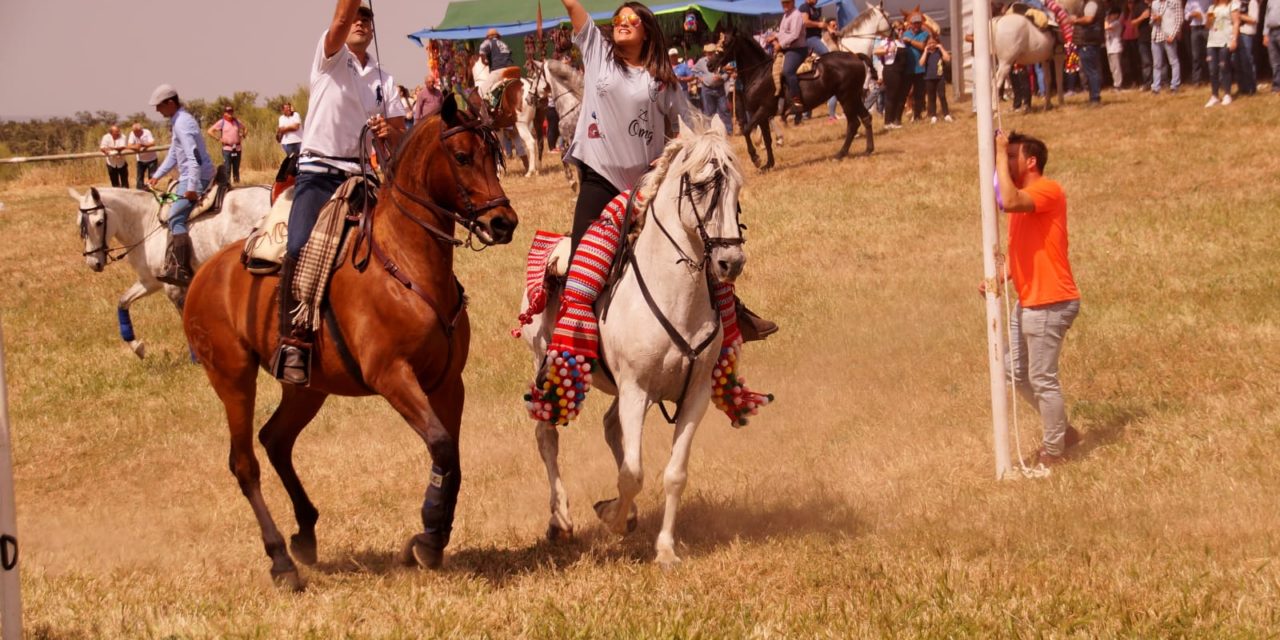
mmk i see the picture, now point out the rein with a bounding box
[621,160,744,424]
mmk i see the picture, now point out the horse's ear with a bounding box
[679,115,696,140]
[441,92,460,127]
[710,114,727,136]
[67,187,82,201]
[90,187,101,203]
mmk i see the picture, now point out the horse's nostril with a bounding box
[491,216,516,237]
[718,260,731,273]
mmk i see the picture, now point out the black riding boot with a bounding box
[271,256,311,385]
[157,232,194,286]
[736,296,778,342]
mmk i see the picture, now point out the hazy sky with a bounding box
[0,0,451,119]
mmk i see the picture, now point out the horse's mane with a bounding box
[632,117,743,233]
[839,7,883,36]
[729,29,769,59]
[544,59,584,98]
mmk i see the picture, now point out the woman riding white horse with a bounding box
[520,116,766,565]
[70,185,269,357]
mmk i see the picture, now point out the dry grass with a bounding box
[4,89,1279,638]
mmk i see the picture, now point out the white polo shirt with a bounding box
[300,30,405,174]
[127,129,157,162]
[278,112,304,146]
[100,133,128,168]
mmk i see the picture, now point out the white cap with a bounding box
[702,43,718,53]
[668,47,679,55]
[148,84,178,106]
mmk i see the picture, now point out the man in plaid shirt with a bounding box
[1150,0,1184,92]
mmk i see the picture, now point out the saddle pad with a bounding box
[242,186,295,274]
[797,53,820,75]
[159,184,225,225]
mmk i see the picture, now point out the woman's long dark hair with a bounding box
[605,2,679,89]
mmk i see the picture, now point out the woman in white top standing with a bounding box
[1205,0,1236,105]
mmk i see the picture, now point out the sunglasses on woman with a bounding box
[612,13,642,28]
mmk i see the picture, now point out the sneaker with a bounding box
[1222,94,1233,105]
[930,116,938,124]
[944,115,954,122]
[1035,448,1065,467]
[1152,88,1161,95]
[1204,96,1220,108]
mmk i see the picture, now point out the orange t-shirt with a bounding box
[1008,177,1080,307]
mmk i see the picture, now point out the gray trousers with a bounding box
[1009,299,1080,455]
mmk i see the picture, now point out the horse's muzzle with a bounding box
[477,208,518,245]
[711,246,746,283]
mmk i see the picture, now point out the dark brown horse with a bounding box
[716,29,875,170]
[182,97,518,590]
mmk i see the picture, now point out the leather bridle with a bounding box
[650,159,746,272]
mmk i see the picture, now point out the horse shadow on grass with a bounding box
[312,490,865,586]
[448,489,866,587]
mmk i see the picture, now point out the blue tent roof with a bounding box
[407,0,858,44]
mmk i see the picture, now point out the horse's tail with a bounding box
[856,53,879,82]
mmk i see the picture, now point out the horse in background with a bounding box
[990,0,1083,111]
[69,185,269,358]
[835,3,894,64]
[182,99,518,590]
[518,117,750,567]
[716,29,874,170]
[534,59,584,192]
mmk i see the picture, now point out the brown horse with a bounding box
[182,97,518,590]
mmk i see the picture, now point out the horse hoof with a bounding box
[593,499,638,535]
[655,551,682,571]
[271,568,306,592]
[129,339,146,359]
[546,523,575,542]
[399,535,444,570]
[289,533,318,566]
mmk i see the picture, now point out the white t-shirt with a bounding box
[100,133,128,168]
[1238,0,1259,35]
[1105,15,1125,53]
[127,129,157,162]
[568,21,688,192]
[278,113,303,145]
[300,31,405,174]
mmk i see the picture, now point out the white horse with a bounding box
[514,66,552,178]
[69,186,270,357]
[519,116,748,567]
[991,0,1083,111]
[836,4,894,59]
[536,59,584,192]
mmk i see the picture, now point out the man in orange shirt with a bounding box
[988,130,1082,466]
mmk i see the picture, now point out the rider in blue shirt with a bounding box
[146,83,215,286]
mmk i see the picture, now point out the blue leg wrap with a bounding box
[420,465,461,550]
[117,307,136,342]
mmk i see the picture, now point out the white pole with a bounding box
[970,0,1012,479]
[0,319,19,638]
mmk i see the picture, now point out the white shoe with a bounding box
[930,116,937,124]
[944,115,954,122]
[1204,96,1219,107]
[1222,94,1233,105]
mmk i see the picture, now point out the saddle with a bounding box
[158,163,232,226]
[797,53,823,77]
[1009,3,1058,32]
[240,176,375,276]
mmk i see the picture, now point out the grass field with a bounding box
[3,89,1279,638]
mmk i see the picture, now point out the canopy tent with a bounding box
[408,0,863,44]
